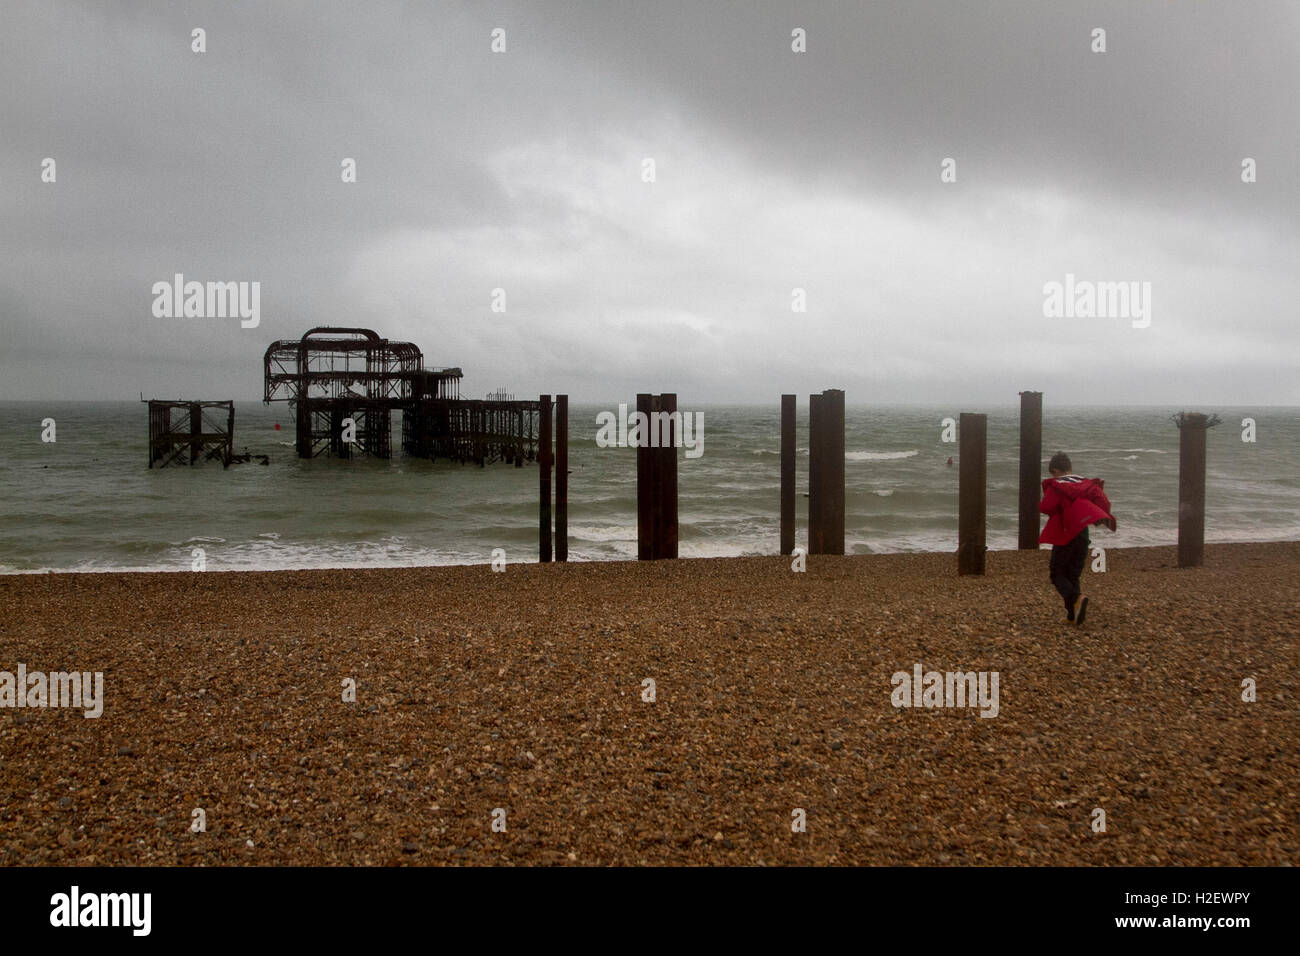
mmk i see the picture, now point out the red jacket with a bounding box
[1039,475,1115,545]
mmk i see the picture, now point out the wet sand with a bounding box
[1,542,1296,865]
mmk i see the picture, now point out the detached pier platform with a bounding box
[263,327,539,464]
[145,400,235,468]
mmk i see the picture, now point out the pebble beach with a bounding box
[1,542,1296,866]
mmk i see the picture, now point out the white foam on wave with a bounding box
[567,524,639,543]
[846,450,919,462]
[1071,447,1168,455]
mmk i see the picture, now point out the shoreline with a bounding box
[6,535,1300,577]
[2,541,1296,865]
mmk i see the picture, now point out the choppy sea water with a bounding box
[1,402,1296,573]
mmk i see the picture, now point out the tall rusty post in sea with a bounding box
[780,394,796,555]
[657,393,679,559]
[957,412,987,575]
[555,395,568,562]
[808,388,845,555]
[539,394,552,562]
[637,392,679,559]
[1175,411,1219,568]
[636,393,653,561]
[1018,390,1042,549]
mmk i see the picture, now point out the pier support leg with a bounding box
[808,393,824,554]
[780,394,795,555]
[225,402,235,468]
[637,392,679,560]
[637,393,653,561]
[189,402,202,465]
[656,393,678,559]
[958,412,987,575]
[1177,412,1210,568]
[808,388,844,555]
[1018,390,1042,549]
[556,395,568,562]
[539,394,552,562]
[825,389,844,554]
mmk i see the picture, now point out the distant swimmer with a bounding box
[946,456,954,467]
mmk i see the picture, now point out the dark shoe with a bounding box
[1066,598,1076,622]
[1075,596,1089,625]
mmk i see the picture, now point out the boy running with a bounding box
[1039,452,1116,624]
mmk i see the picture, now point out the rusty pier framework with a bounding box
[146,400,235,468]
[264,327,540,464]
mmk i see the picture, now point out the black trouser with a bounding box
[1049,530,1089,612]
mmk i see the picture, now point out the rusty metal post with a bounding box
[515,406,524,466]
[780,394,795,555]
[225,402,235,468]
[824,389,845,555]
[957,412,987,575]
[189,402,202,465]
[808,392,825,554]
[156,404,170,468]
[636,393,653,560]
[539,394,552,562]
[296,401,312,459]
[1177,412,1209,568]
[556,394,568,562]
[1018,390,1042,549]
[657,393,678,559]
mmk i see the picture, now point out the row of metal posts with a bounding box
[537,390,1216,570]
[783,389,1213,570]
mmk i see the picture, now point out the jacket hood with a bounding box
[1041,475,1104,500]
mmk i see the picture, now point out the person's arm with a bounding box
[1039,483,1061,516]
[1086,480,1116,530]
[1086,481,1113,517]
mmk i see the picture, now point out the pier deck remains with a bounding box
[146,400,235,468]
[263,327,538,464]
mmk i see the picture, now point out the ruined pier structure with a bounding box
[263,327,540,464]
[147,400,235,468]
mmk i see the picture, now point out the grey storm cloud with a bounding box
[1,0,1297,404]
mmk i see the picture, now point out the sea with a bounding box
[1,402,1296,573]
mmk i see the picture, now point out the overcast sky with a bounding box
[2,0,1297,405]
